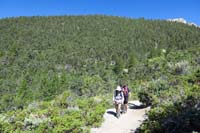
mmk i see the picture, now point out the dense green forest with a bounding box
[0,15,199,132]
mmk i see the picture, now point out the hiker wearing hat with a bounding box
[113,85,124,118]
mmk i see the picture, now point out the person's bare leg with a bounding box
[117,104,121,117]
[115,103,121,118]
[125,104,127,112]
[115,103,118,114]
[118,104,121,114]
[123,104,125,112]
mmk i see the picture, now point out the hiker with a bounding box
[122,85,131,113]
[113,85,124,118]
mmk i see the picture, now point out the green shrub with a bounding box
[138,91,153,107]
[34,122,53,133]
[52,111,83,133]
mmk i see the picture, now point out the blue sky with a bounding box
[0,0,199,25]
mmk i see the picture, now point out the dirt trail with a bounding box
[91,100,150,133]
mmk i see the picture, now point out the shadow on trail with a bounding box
[128,103,147,109]
[106,110,116,117]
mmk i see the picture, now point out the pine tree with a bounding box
[129,52,138,68]
[114,56,124,74]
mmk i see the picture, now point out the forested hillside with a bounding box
[0,15,199,132]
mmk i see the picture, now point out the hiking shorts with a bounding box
[114,100,123,104]
[124,96,129,104]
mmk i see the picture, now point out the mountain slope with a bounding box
[0,15,200,110]
[0,15,199,132]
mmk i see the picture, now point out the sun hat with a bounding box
[116,86,122,91]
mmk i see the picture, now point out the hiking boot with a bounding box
[116,113,120,118]
[121,110,126,114]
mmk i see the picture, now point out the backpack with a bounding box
[114,90,123,101]
[123,87,129,97]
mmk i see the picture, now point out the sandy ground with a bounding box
[91,100,150,133]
